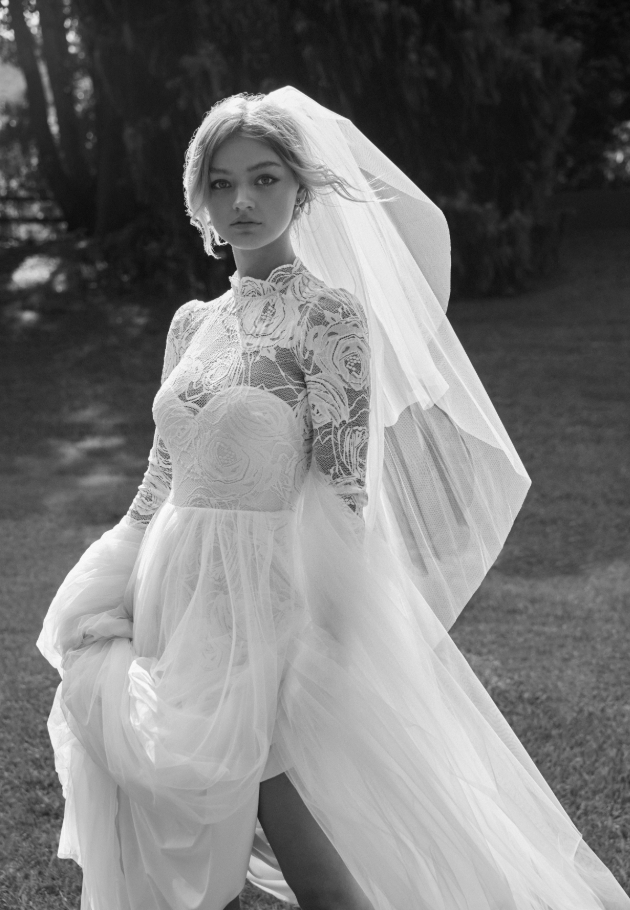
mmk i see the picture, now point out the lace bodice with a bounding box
[125,259,371,527]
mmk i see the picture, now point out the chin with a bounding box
[230,235,281,252]
[234,238,269,249]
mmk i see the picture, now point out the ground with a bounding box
[0,225,628,908]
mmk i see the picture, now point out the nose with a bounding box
[233,185,254,211]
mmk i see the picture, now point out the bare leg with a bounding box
[258,772,373,910]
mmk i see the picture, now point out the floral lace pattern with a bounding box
[126,258,371,526]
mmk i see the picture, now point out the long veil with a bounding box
[247,88,627,910]
[268,86,530,630]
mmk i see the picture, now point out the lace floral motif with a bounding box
[125,259,371,527]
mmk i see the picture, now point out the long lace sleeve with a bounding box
[298,290,371,516]
[124,301,199,529]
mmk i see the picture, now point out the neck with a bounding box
[232,233,296,281]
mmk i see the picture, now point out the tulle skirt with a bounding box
[39,473,630,910]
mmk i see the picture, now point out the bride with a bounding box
[37,87,630,910]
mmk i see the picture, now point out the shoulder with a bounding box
[293,275,370,376]
[167,292,228,349]
[293,272,368,336]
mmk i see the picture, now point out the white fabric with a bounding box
[268,86,530,630]
[36,93,630,910]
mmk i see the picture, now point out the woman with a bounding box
[38,88,629,910]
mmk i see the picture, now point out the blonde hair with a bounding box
[183,92,360,257]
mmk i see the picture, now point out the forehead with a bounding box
[210,135,284,172]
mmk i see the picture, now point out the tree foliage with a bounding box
[542,0,630,188]
[1,0,626,296]
[5,0,94,229]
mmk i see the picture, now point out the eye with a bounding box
[210,179,230,190]
[256,174,278,186]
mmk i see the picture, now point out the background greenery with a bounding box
[1,0,630,296]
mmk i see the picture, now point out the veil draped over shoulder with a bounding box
[268,86,530,631]
[245,90,627,909]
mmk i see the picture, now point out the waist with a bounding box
[168,479,302,514]
[164,492,297,520]
[166,499,296,516]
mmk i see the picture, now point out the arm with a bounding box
[123,300,200,529]
[124,432,172,529]
[298,290,371,517]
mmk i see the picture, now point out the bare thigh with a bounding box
[257,772,372,910]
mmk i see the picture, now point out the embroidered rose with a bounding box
[340,424,369,478]
[306,373,349,428]
[201,346,241,393]
[304,313,370,392]
[154,394,200,452]
[239,294,295,350]
[169,416,199,450]
[169,355,206,403]
[293,271,326,299]
[195,390,301,501]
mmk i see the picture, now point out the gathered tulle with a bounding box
[43,504,301,909]
[58,503,301,826]
[272,474,626,910]
[39,471,630,910]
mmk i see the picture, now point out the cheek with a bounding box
[206,195,228,223]
[271,189,298,224]
[207,188,238,222]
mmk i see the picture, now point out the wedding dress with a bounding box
[38,257,629,910]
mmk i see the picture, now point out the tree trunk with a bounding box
[7,0,93,230]
[74,0,201,232]
[70,1,138,235]
[92,68,139,235]
[37,0,94,205]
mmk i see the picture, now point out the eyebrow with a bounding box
[208,161,283,174]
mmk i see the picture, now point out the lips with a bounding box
[231,219,261,225]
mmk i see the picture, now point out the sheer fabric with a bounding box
[263,86,531,631]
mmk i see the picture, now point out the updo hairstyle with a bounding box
[183,92,359,257]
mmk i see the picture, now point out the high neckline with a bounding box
[229,257,306,299]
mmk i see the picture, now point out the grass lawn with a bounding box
[0,227,629,907]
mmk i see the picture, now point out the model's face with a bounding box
[206,135,300,252]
